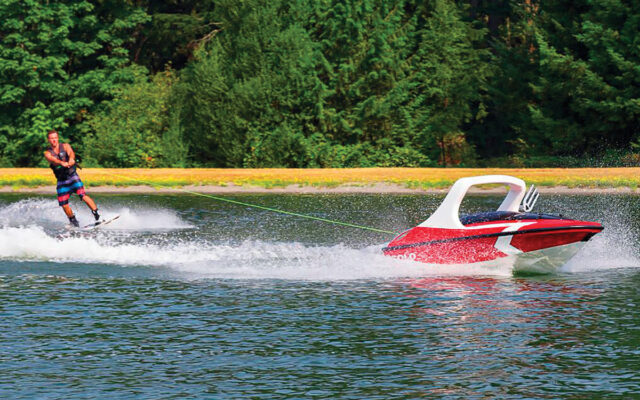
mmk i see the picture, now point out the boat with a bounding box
[383,175,603,273]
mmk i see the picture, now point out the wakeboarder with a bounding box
[43,130,100,227]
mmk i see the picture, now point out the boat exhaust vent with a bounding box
[520,184,539,212]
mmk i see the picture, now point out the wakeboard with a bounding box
[80,215,120,230]
[64,215,120,231]
[57,215,120,239]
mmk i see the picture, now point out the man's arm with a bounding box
[44,150,65,166]
[64,143,75,167]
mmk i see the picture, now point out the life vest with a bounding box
[48,143,76,181]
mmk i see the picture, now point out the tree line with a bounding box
[1,0,638,168]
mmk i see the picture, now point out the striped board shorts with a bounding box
[56,173,86,206]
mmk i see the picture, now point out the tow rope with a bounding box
[96,170,397,235]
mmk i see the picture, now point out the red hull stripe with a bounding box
[382,225,603,252]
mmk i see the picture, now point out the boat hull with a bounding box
[467,241,587,275]
[383,219,603,270]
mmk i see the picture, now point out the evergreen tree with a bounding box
[0,0,148,166]
[82,67,186,167]
[407,0,492,164]
[475,0,640,160]
[531,0,640,154]
[467,0,537,159]
[303,0,490,166]
[308,0,429,166]
[4,0,636,167]
[131,0,218,73]
[174,0,323,167]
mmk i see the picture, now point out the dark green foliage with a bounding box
[405,0,491,165]
[467,1,537,158]
[531,0,640,153]
[2,0,639,167]
[82,67,186,167]
[131,0,218,73]
[0,0,149,166]
[308,0,426,165]
[172,0,487,167]
[173,0,326,167]
[474,0,640,162]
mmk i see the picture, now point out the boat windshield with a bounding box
[460,211,567,225]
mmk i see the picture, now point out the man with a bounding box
[44,130,100,227]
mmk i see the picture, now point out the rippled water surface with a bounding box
[1,192,639,398]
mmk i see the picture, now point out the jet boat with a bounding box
[383,175,603,273]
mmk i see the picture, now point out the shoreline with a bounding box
[2,168,640,195]
[2,183,640,195]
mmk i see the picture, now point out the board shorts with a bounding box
[56,173,86,206]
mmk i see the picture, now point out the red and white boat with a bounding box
[383,175,603,273]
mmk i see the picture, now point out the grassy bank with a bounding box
[1,168,640,190]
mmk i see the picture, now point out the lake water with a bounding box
[1,192,639,398]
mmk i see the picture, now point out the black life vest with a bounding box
[48,144,76,181]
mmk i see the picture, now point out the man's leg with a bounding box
[82,194,97,211]
[57,178,81,227]
[62,204,74,217]
[81,194,101,221]
[61,203,79,227]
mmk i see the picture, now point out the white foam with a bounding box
[0,198,191,231]
[0,198,63,228]
[562,227,640,272]
[543,195,640,272]
[96,207,192,230]
[0,223,518,280]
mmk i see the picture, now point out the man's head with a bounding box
[47,130,59,148]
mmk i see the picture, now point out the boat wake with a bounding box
[0,198,192,231]
[0,223,520,280]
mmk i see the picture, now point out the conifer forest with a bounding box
[1,0,639,168]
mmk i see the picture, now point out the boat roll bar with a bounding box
[418,175,528,229]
